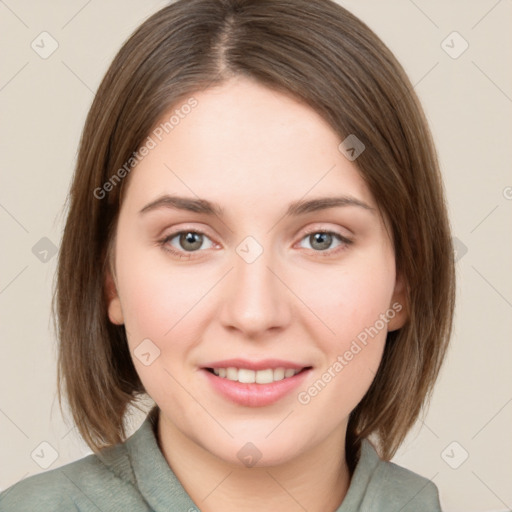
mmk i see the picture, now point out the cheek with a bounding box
[115,255,206,407]
[119,274,176,342]
[115,242,209,346]
[295,255,395,408]
[305,259,396,345]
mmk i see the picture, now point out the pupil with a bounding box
[312,232,331,251]
[181,232,202,251]
[178,232,332,252]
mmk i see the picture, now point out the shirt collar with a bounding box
[126,406,198,511]
[334,439,381,511]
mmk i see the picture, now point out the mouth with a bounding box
[204,366,310,384]
[201,359,313,407]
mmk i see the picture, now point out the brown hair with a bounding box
[54,0,455,461]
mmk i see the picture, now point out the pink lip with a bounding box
[201,365,312,407]
[201,358,307,371]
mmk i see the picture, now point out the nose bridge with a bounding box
[218,236,290,336]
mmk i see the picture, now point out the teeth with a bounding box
[211,366,301,383]
[238,368,255,383]
[273,368,285,381]
[226,367,238,380]
[255,369,273,384]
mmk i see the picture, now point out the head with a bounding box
[54,0,455,465]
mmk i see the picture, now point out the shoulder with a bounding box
[350,440,442,512]
[372,459,441,511]
[0,442,148,512]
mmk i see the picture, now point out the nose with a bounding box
[218,244,292,339]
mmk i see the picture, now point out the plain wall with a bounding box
[0,1,511,511]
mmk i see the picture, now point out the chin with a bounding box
[198,431,311,469]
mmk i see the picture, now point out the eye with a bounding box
[159,230,215,259]
[298,229,352,256]
[158,228,353,260]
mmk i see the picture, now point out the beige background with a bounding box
[1,1,511,511]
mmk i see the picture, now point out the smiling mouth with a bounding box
[205,367,311,384]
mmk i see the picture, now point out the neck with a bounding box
[156,411,351,512]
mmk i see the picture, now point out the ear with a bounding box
[387,271,408,332]
[105,269,124,325]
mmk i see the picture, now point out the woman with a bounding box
[0,0,455,510]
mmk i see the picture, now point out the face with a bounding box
[106,76,406,467]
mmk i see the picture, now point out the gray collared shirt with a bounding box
[0,408,441,511]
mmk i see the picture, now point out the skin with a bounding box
[106,75,407,511]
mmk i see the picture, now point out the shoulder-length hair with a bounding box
[54,0,455,461]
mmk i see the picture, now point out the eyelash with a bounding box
[158,228,353,260]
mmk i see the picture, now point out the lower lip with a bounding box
[202,368,311,407]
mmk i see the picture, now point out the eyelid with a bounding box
[300,228,352,242]
[294,227,353,256]
[159,224,217,243]
[297,222,354,240]
[159,227,217,254]
[158,223,354,259]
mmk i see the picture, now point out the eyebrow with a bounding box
[138,194,374,218]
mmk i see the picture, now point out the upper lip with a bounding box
[201,358,310,371]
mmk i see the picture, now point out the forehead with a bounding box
[121,76,375,213]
